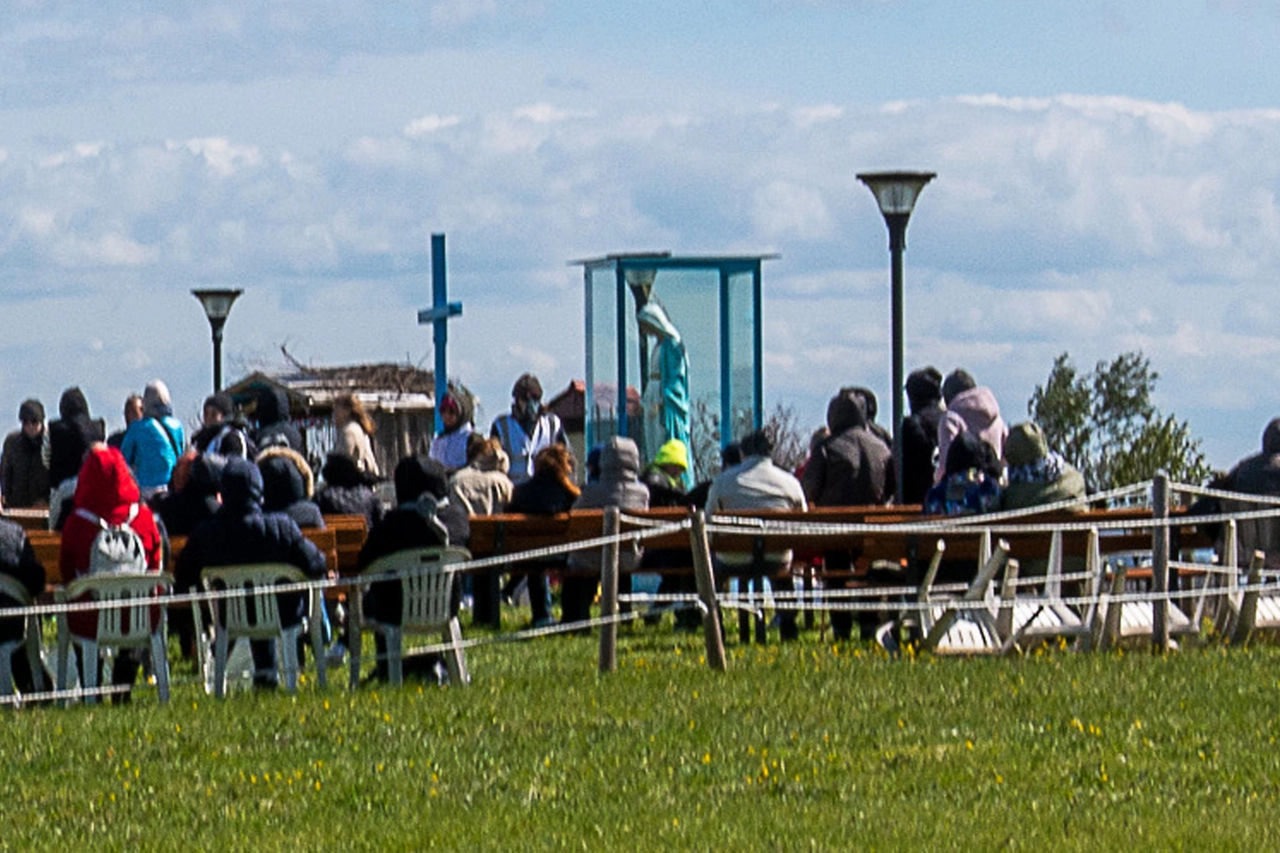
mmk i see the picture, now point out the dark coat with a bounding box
[802,394,894,507]
[0,520,44,643]
[176,458,325,625]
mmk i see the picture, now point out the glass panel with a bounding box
[627,266,718,482]
[726,269,758,453]
[586,264,619,448]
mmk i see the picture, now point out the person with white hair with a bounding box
[119,379,186,499]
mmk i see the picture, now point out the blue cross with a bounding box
[417,233,463,433]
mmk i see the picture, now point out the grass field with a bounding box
[5,619,1280,850]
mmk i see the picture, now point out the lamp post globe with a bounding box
[857,171,935,506]
[192,288,242,393]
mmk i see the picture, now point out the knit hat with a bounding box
[652,438,689,472]
[18,399,44,423]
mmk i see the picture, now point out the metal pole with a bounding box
[886,212,909,506]
[431,234,447,435]
[210,318,227,393]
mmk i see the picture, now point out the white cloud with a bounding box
[404,114,462,137]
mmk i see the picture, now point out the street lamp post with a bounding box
[857,171,935,505]
[191,288,243,393]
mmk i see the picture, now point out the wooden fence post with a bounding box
[598,507,621,674]
[1152,471,1170,651]
[690,510,727,672]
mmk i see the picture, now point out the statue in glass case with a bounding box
[637,300,692,487]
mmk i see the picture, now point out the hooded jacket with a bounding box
[1001,422,1087,512]
[316,451,383,526]
[0,519,45,643]
[568,436,649,573]
[48,387,106,488]
[175,457,326,626]
[254,387,303,453]
[935,385,1008,485]
[2,422,49,509]
[429,390,476,472]
[801,394,894,508]
[258,446,324,529]
[59,446,164,637]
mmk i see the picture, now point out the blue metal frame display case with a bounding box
[577,253,771,482]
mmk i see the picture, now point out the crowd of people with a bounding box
[1,365,1278,696]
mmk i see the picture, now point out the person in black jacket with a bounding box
[900,367,945,505]
[357,455,469,681]
[316,451,383,527]
[0,519,46,693]
[176,457,328,689]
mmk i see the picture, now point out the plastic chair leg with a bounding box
[348,624,362,691]
[444,618,469,686]
[213,632,230,699]
[81,640,99,705]
[25,619,44,692]
[280,626,301,692]
[150,631,170,704]
[309,595,327,691]
[385,626,403,687]
[0,644,15,698]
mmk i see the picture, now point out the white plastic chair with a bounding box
[347,547,471,689]
[201,564,326,697]
[0,574,45,698]
[55,573,172,704]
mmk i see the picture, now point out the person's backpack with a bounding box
[74,504,149,576]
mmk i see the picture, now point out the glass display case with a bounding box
[576,252,773,483]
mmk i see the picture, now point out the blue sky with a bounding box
[2,1,1279,471]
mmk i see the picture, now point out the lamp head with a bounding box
[192,288,243,323]
[857,171,936,218]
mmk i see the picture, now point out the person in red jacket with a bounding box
[58,444,164,701]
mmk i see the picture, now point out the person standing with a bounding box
[900,367,945,505]
[333,393,380,480]
[47,387,106,530]
[1,399,50,509]
[429,389,475,474]
[119,380,186,500]
[490,374,572,485]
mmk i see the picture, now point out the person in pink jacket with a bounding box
[934,369,1009,486]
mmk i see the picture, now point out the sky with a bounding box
[2,0,1280,471]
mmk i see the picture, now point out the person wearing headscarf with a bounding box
[490,373,572,485]
[934,369,1008,486]
[900,367,945,504]
[47,387,107,528]
[258,446,324,530]
[639,438,698,629]
[176,457,327,689]
[1001,422,1086,512]
[59,445,165,699]
[562,436,649,626]
[1,399,49,508]
[119,379,186,499]
[316,450,384,527]
[429,388,475,474]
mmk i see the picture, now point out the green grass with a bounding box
[6,620,1280,850]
